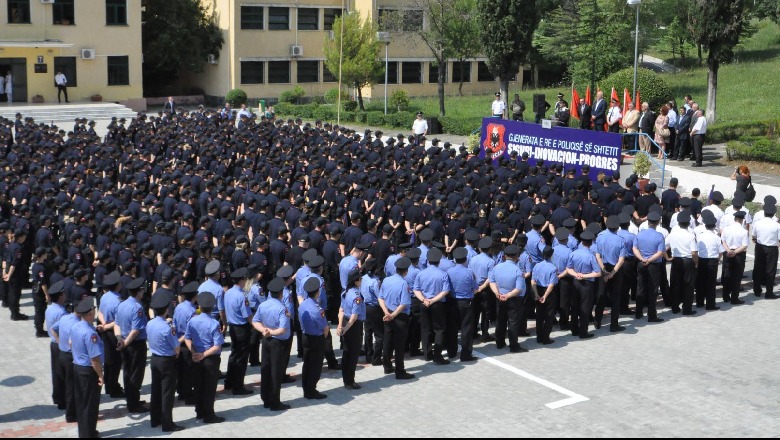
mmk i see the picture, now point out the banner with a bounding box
[479,118,623,182]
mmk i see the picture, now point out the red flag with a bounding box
[571,87,581,120]
[623,88,632,115]
[635,89,641,109]
[611,87,620,105]
[585,86,592,106]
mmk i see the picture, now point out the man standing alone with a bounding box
[55,71,69,103]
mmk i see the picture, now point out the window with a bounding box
[452,61,471,83]
[54,57,78,87]
[402,10,423,32]
[477,61,494,82]
[53,0,75,25]
[268,61,290,83]
[106,0,126,25]
[8,0,31,23]
[378,9,422,32]
[428,62,447,83]
[382,61,398,84]
[107,56,130,86]
[241,61,264,84]
[240,6,263,30]
[401,62,422,84]
[323,8,342,31]
[297,8,318,31]
[322,63,337,83]
[268,7,289,30]
[297,61,319,83]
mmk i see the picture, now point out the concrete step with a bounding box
[0,102,137,125]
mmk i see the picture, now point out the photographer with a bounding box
[731,166,754,201]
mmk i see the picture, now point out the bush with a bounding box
[225,89,248,106]
[313,105,338,122]
[279,85,306,104]
[390,90,410,111]
[311,96,326,105]
[440,116,483,136]
[273,102,295,116]
[726,137,780,163]
[467,133,481,154]
[354,112,368,123]
[601,67,673,110]
[366,111,387,127]
[708,119,779,144]
[391,111,414,128]
[324,88,348,104]
[343,101,358,112]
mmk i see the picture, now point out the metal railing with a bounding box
[622,132,668,187]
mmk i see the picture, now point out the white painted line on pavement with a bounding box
[473,350,589,409]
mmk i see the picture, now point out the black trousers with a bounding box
[227,323,251,391]
[57,85,69,103]
[121,339,147,410]
[342,322,363,385]
[193,355,220,418]
[407,297,422,353]
[692,134,705,165]
[495,296,522,348]
[518,280,534,335]
[621,258,638,305]
[364,305,384,363]
[176,344,194,401]
[675,135,690,160]
[571,280,595,336]
[636,263,661,319]
[444,299,460,357]
[50,342,65,407]
[74,365,101,438]
[476,288,495,337]
[301,334,325,396]
[7,279,21,318]
[0,278,6,304]
[249,327,262,365]
[420,301,447,357]
[58,351,77,421]
[324,330,338,367]
[33,289,46,331]
[101,332,122,395]
[283,331,293,374]
[150,355,177,429]
[456,299,475,358]
[557,277,574,326]
[753,244,778,296]
[595,263,623,328]
[260,337,286,406]
[670,258,695,313]
[722,252,747,302]
[535,288,558,342]
[383,313,410,376]
[697,259,719,308]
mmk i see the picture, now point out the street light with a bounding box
[377,32,391,115]
[628,0,641,102]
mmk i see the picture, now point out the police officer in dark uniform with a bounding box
[173,281,199,405]
[252,277,292,411]
[70,297,104,438]
[114,277,149,413]
[185,291,225,423]
[147,291,185,432]
[3,228,28,320]
[378,257,415,380]
[299,277,329,399]
[224,267,254,395]
[31,247,50,337]
[95,271,124,398]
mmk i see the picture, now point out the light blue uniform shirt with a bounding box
[116,296,147,340]
[253,297,291,340]
[298,297,328,336]
[282,286,294,316]
[339,255,359,290]
[302,273,328,311]
[404,265,420,292]
[341,287,366,321]
[224,285,252,325]
[46,303,67,344]
[98,290,121,323]
[517,251,533,277]
[438,257,455,272]
[295,265,312,298]
[70,319,104,367]
[633,229,665,263]
[526,230,545,265]
[248,283,267,311]
[385,254,401,278]
[55,312,80,353]
[596,230,628,265]
[447,264,477,300]
[418,244,430,269]
[490,260,526,296]
[185,313,224,353]
[378,274,411,315]
[553,234,579,251]
[464,245,478,265]
[532,260,559,287]
[469,252,495,286]
[360,275,381,306]
[147,316,179,356]
[173,300,196,339]
[199,279,225,318]
[567,247,601,282]
[552,244,573,275]
[618,229,637,259]
[413,265,451,301]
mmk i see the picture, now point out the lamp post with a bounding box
[378,32,391,115]
[628,0,641,102]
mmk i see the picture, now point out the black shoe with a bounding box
[460,355,478,362]
[620,308,634,316]
[36,330,48,338]
[682,310,697,316]
[754,292,763,297]
[509,346,528,353]
[66,417,77,423]
[109,392,126,399]
[203,415,226,423]
[383,367,395,375]
[594,320,602,329]
[634,313,643,320]
[232,388,254,396]
[610,325,626,332]
[57,404,67,410]
[162,424,185,432]
[648,317,665,323]
[396,372,415,380]
[263,403,270,409]
[305,392,328,400]
[269,404,291,412]
[579,333,594,340]
[671,308,681,314]
[766,293,778,299]
[518,332,531,337]
[495,342,506,350]
[705,306,720,311]
[11,314,29,321]
[559,323,570,330]
[128,405,150,414]
[344,383,361,390]
[542,339,555,345]
[731,299,745,305]
[327,363,342,371]
[425,352,433,361]
[184,399,196,406]
[283,375,296,384]
[151,421,160,428]
[691,163,701,167]
[371,360,383,366]
[433,357,450,365]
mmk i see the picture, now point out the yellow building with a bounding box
[0,0,144,109]
[189,0,521,103]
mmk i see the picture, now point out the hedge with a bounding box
[708,119,780,144]
[601,67,673,110]
[725,136,780,163]
[440,116,483,136]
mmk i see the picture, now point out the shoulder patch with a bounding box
[284,309,291,318]
[171,327,177,336]
[137,309,143,318]
[320,309,325,318]
[91,334,98,344]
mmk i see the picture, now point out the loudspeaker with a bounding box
[533,94,547,115]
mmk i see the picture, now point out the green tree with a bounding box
[142,0,224,96]
[323,13,383,111]
[478,0,542,110]
[750,0,780,23]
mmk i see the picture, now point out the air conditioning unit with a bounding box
[290,45,303,57]
[41,0,55,4]
[207,54,217,65]
[81,49,96,60]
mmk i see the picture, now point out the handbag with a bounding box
[745,178,756,202]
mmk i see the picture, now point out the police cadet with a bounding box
[222,267,254,395]
[413,247,451,364]
[339,269,364,390]
[252,277,292,411]
[147,291,184,432]
[751,203,780,299]
[696,211,724,310]
[404,247,423,357]
[469,237,495,342]
[53,293,80,422]
[95,271,124,398]
[721,211,749,305]
[303,255,340,370]
[247,264,267,367]
[199,260,227,332]
[32,247,49,337]
[45,281,68,410]
[3,228,28,321]
[378,257,415,380]
[665,212,698,315]
[551,229,574,330]
[447,247,479,361]
[360,259,383,365]
[566,231,601,339]
[531,246,559,345]
[617,213,638,315]
[276,265,298,381]
[173,281,199,405]
[300,277,329,399]
[489,244,528,353]
[114,277,149,413]
[594,216,627,332]
[185,291,225,423]
[70,297,104,439]
[632,211,666,322]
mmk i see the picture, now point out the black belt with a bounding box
[758,244,777,248]
[229,322,251,327]
[672,256,693,260]
[152,354,176,359]
[456,297,474,301]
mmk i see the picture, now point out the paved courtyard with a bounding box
[1,251,779,438]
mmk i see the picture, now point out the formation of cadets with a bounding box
[0,107,776,439]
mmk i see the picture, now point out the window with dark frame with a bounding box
[241,61,264,84]
[268,61,291,83]
[323,8,342,31]
[53,0,75,25]
[107,56,130,86]
[240,6,263,30]
[106,0,127,25]
[297,61,319,83]
[322,63,337,82]
[7,0,31,23]
[401,62,422,84]
[402,10,423,32]
[297,8,318,31]
[382,61,398,84]
[268,7,289,30]
[428,62,447,83]
[54,57,78,87]
[452,61,471,83]
[477,61,494,82]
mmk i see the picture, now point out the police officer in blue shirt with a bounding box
[413,247,451,365]
[526,215,547,265]
[302,255,341,370]
[299,277,329,399]
[378,257,415,380]
[95,271,124,398]
[53,296,80,422]
[45,280,68,410]
[224,267,254,395]
[276,265,299,381]
[339,240,369,291]
[185,291,225,423]
[339,269,365,389]
[114,277,149,413]
[552,229,574,331]
[405,247,424,357]
[448,247,478,362]
[531,246,559,345]
[360,259,383,365]
[147,291,184,432]
[199,260,226,331]
[247,264,266,367]
[490,244,528,353]
[595,216,627,332]
[173,281,198,405]
[252,277,292,411]
[469,237,495,342]
[70,297,104,438]
[632,211,666,323]
[617,213,638,315]
[384,242,411,278]
[566,231,602,339]
[464,230,479,265]
[516,238,535,338]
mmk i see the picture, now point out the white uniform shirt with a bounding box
[697,229,724,259]
[491,99,506,117]
[55,73,67,86]
[412,118,428,135]
[608,106,622,125]
[701,205,724,230]
[692,115,708,135]
[752,217,780,246]
[720,206,751,232]
[670,211,696,233]
[721,222,749,251]
[665,227,697,258]
[752,211,778,223]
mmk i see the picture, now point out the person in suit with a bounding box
[638,102,655,153]
[578,98,592,130]
[674,107,693,161]
[164,97,176,114]
[591,91,606,131]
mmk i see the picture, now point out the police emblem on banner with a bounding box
[483,123,507,159]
